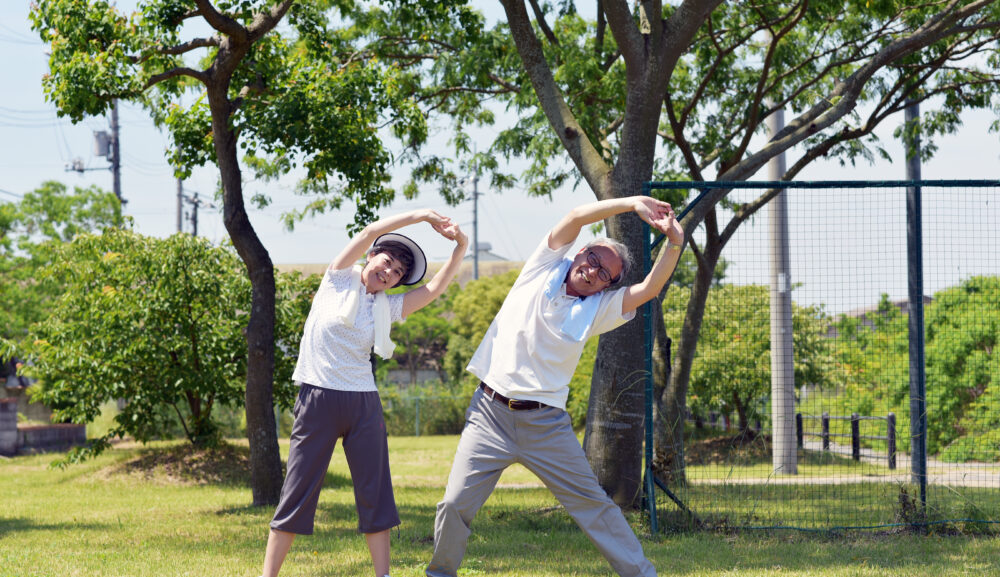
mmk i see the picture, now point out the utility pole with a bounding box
[472,161,480,280]
[178,189,215,236]
[110,99,122,204]
[190,191,200,236]
[176,177,183,233]
[767,104,798,475]
[75,99,125,205]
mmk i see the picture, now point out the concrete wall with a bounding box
[0,398,17,456]
[18,423,86,452]
[0,397,86,456]
[3,385,52,423]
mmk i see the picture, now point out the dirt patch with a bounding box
[96,442,253,487]
[683,430,772,466]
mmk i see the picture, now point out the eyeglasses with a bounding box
[586,250,619,284]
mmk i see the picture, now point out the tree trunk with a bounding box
[208,87,283,506]
[583,211,648,509]
[583,318,647,508]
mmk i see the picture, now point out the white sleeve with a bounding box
[588,287,637,337]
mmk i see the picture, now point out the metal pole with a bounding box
[642,217,658,533]
[905,100,927,509]
[767,105,797,475]
[110,99,123,205]
[851,413,860,461]
[472,163,480,281]
[887,412,897,470]
[191,192,199,237]
[177,178,184,233]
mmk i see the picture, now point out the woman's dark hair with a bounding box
[369,240,415,286]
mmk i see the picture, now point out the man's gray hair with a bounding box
[584,238,632,288]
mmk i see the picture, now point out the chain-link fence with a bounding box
[645,181,1000,533]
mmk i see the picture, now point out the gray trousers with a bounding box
[426,387,657,577]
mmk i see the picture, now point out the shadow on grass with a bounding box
[96,442,349,489]
[0,517,111,539]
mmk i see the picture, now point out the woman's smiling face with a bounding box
[361,251,406,293]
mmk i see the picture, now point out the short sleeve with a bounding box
[389,293,406,323]
[588,286,637,337]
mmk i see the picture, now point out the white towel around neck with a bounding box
[333,265,396,359]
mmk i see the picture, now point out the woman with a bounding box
[262,209,468,577]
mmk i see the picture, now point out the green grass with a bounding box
[3,435,1000,577]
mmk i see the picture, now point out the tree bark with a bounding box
[207,83,283,506]
[582,212,650,508]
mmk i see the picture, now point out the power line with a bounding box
[0,188,24,200]
[0,22,39,44]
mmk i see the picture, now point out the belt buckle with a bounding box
[508,398,517,410]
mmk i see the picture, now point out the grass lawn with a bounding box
[2,435,1000,577]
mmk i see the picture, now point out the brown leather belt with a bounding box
[479,382,547,411]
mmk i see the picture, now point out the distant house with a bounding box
[275,241,524,288]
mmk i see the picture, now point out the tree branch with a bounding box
[500,0,613,198]
[725,0,807,172]
[159,36,220,56]
[723,0,992,181]
[660,0,726,70]
[602,0,643,65]
[248,0,296,43]
[528,0,560,47]
[192,0,245,38]
[145,67,210,89]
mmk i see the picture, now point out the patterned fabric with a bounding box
[291,267,405,392]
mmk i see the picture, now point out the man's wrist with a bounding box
[666,238,683,252]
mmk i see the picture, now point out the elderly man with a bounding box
[427,196,684,577]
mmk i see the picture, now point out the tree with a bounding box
[663,284,833,436]
[926,276,1000,460]
[2,228,312,464]
[30,0,438,504]
[389,283,455,385]
[0,181,122,343]
[832,279,1000,462]
[372,0,1000,506]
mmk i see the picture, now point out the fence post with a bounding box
[851,413,860,461]
[414,397,421,437]
[796,413,803,449]
[822,412,830,451]
[887,412,897,470]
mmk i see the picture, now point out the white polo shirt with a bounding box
[292,267,405,391]
[467,236,635,410]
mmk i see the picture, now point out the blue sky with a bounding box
[2,2,998,313]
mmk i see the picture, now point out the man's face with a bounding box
[565,244,622,298]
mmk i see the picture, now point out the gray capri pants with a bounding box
[270,383,400,535]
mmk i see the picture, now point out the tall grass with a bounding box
[3,436,1000,577]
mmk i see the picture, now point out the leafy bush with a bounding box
[381,379,474,436]
[2,229,312,463]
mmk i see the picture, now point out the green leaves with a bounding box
[663,284,833,430]
[831,279,1000,461]
[31,0,146,120]
[0,181,122,343]
[6,229,311,458]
